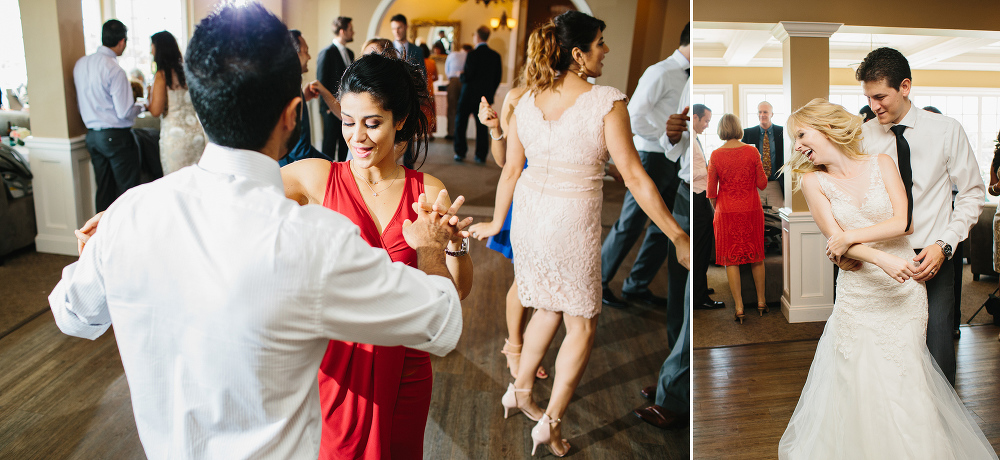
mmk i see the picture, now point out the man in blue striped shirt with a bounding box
[73,19,146,212]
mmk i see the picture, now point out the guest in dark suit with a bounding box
[453,26,502,163]
[279,30,333,167]
[316,17,354,161]
[741,101,784,208]
[390,14,426,77]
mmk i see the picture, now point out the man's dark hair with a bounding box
[333,17,352,35]
[692,103,710,117]
[289,29,303,53]
[340,53,430,169]
[102,19,128,47]
[476,26,491,42]
[680,22,690,47]
[855,47,911,91]
[461,44,473,52]
[923,105,942,114]
[390,14,407,26]
[185,3,301,151]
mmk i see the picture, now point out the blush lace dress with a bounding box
[159,87,206,175]
[510,85,626,318]
[778,155,997,460]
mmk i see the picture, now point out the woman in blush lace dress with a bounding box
[778,99,996,459]
[147,31,205,175]
[469,11,690,457]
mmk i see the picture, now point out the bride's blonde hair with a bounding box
[782,98,867,191]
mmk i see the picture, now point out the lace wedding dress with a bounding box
[778,155,997,459]
[509,85,626,318]
[159,87,206,175]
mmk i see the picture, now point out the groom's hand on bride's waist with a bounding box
[830,254,862,272]
[912,244,945,282]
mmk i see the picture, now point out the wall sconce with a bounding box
[490,11,516,30]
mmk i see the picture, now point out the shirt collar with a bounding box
[197,143,284,190]
[476,42,488,48]
[760,124,774,135]
[880,100,918,133]
[669,49,690,70]
[97,46,118,59]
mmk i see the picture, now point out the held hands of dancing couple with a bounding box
[801,153,920,284]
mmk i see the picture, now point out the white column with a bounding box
[26,135,95,255]
[780,209,835,322]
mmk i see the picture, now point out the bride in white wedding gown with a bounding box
[778,99,997,460]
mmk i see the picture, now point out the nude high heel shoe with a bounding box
[501,383,539,421]
[758,302,769,316]
[531,414,570,457]
[501,339,549,379]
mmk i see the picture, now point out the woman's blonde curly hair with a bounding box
[782,98,868,191]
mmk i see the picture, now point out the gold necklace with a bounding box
[350,160,400,197]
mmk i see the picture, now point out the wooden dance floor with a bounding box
[0,140,688,459]
[693,325,1000,459]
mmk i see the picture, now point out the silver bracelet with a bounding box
[489,128,505,141]
[445,237,470,257]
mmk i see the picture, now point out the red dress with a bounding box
[318,162,432,459]
[706,144,768,266]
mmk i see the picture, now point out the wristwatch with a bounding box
[935,240,953,259]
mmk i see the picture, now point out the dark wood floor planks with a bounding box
[693,326,1000,459]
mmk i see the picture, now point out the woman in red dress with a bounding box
[282,53,473,459]
[706,113,768,324]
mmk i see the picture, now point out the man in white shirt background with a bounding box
[601,23,690,312]
[73,19,146,212]
[853,47,985,386]
[444,44,470,140]
[316,16,354,161]
[50,4,465,458]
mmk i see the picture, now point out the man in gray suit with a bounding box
[390,14,426,77]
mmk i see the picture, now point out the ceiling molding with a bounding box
[723,30,772,66]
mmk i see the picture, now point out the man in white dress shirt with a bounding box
[853,47,985,386]
[49,5,464,458]
[73,19,146,212]
[444,44,470,140]
[601,23,690,310]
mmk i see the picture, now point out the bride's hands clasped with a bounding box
[874,252,916,283]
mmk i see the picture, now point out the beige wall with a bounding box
[694,0,1000,31]
[695,66,1000,118]
[626,0,689,97]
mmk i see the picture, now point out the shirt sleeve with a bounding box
[108,65,142,122]
[48,230,113,340]
[628,68,671,143]
[942,124,986,249]
[315,226,462,357]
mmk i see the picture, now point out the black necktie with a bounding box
[891,124,913,232]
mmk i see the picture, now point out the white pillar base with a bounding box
[25,135,95,256]
[780,207,835,323]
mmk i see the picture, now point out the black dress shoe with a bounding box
[622,290,669,306]
[444,135,454,140]
[453,155,464,162]
[602,288,626,309]
[633,405,685,430]
[474,157,486,164]
[694,298,725,310]
[640,385,656,400]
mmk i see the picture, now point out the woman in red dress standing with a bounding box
[706,113,768,324]
[281,53,473,459]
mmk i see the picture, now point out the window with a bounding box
[0,0,27,110]
[81,0,189,88]
[831,85,1000,203]
[692,84,732,158]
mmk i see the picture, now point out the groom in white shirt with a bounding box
[49,4,465,458]
[852,47,984,386]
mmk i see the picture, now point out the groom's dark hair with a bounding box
[185,2,301,151]
[855,47,911,91]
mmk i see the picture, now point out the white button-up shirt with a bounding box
[444,50,467,79]
[629,49,689,158]
[73,46,144,129]
[861,103,985,249]
[49,143,462,459]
